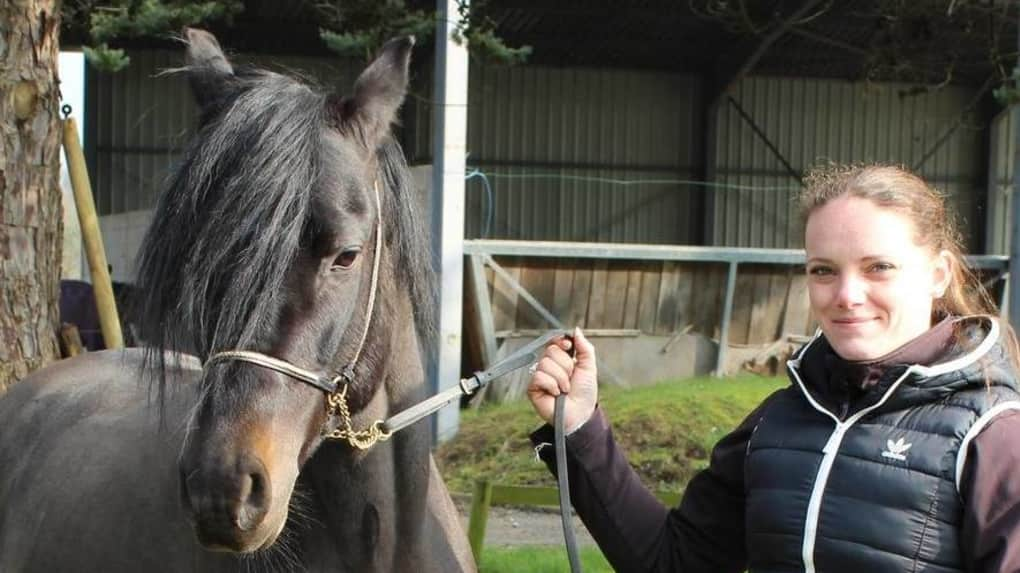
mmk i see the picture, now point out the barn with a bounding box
[61,1,1018,438]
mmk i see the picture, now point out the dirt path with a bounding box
[453,495,597,548]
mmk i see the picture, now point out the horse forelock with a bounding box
[135,70,325,388]
[132,67,436,405]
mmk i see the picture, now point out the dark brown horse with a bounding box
[0,29,474,572]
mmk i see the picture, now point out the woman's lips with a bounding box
[831,317,875,327]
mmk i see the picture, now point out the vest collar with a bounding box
[787,316,1002,419]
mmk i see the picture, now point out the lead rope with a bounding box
[325,179,391,449]
[555,395,582,573]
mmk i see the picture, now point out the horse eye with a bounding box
[332,248,361,270]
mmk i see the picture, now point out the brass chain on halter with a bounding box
[325,383,392,450]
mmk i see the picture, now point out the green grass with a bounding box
[478,546,613,573]
[437,374,787,495]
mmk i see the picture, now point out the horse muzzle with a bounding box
[178,453,278,552]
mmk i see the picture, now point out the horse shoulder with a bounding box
[425,455,477,572]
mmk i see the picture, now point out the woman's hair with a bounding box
[799,163,1019,369]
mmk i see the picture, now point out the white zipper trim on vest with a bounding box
[784,316,1000,573]
[788,363,919,573]
[955,401,1020,493]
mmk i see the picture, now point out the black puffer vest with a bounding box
[744,317,1020,573]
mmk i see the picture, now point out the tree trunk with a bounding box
[0,1,62,393]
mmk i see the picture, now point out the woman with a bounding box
[527,164,1020,572]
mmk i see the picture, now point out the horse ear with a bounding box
[184,27,235,113]
[331,36,414,148]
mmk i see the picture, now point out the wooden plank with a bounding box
[489,483,681,509]
[707,263,727,339]
[622,266,644,329]
[729,267,756,345]
[636,262,661,333]
[566,261,593,328]
[461,275,485,376]
[491,484,560,507]
[485,265,494,300]
[692,263,724,338]
[587,259,610,328]
[764,266,791,341]
[468,480,493,561]
[485,255,563,330]
[747,267,774,344]
[465,255,498,369]
[515,259,557,329]
[604,262,631,328]
[783,271,812,336]
[552,264,575,320]
[672,263,694,332]
[688,264,709,335]
[514,263,540,330]
[490,256,521,332]
[655,261,681,335]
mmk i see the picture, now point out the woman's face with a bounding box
[805,195,951,361]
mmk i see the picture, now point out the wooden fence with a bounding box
[461,240,1010,390]
[482,257,812,345]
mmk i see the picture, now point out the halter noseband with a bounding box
[203,179,390,450]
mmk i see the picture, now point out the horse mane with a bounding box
[132,65,435,401]
[377,138,437,347]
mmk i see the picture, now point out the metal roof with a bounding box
[66,1,1018,88]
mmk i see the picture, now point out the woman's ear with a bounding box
[932,249,953,299]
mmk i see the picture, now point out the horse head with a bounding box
[133,28,431,553]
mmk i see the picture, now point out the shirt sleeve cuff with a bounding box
[529,406,609,464]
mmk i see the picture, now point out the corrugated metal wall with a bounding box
[88,50,190,214]
[86,50,361,216]
[88,50,991,252]
[987,109,1014,255]
[91,54,704,244]
[713,77,986,249]
[410,64,702,243]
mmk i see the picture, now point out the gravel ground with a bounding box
[453,494,597,548]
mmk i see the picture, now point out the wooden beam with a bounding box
[483,254,564,329]
[63,117,124,349]
[467,255,498,369]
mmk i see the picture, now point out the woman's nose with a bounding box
[836,274,866,308]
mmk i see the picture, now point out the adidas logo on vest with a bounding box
[881,437,912,461]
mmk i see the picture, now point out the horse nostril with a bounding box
[232,459,270,532]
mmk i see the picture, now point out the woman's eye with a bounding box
[808,266,833,276]
[332,248,361,270]
[869,262,894,272]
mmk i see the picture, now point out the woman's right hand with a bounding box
[526,327,598,433]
